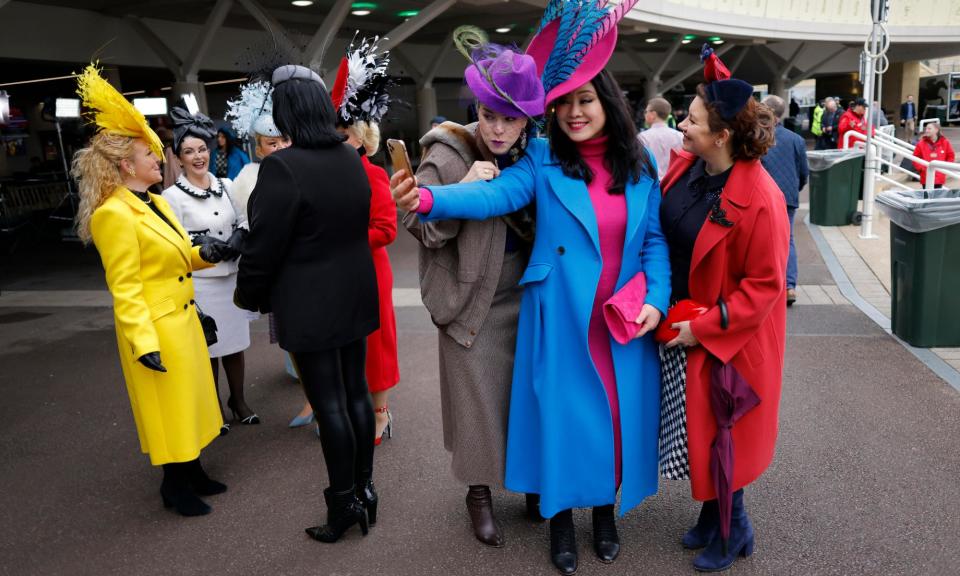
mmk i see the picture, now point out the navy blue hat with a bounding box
[701,44,754,120]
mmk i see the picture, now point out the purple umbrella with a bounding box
[708,358,761,549]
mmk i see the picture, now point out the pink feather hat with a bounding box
[525,22,618,106]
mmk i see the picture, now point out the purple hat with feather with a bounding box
[464,48,545,119]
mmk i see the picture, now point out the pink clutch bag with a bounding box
[603,272,648,345]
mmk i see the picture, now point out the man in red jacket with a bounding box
[913,121,957,188]
[838,98,869,148]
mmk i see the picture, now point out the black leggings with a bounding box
[293,339,374,492]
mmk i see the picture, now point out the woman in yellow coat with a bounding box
[72,65,227,517]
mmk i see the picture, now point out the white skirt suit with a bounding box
[163,173,250,357]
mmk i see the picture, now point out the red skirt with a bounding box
[366,247,399,393]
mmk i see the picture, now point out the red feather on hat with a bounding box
[701,45,731,83]
[330,57,349,110]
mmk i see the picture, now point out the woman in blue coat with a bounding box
[394,5,667,570]
[210,125,249,180]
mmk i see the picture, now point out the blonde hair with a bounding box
[348,121,381,156]
[71,132,136,244]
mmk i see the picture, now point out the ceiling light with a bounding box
[645,37,658,43]
[683,34,697,40]
[681,39,691,44]
[291,1,313,6]
[352,10,371,15]
[396,9,419,17]
[712,39,724,45]
[496,27,511,33]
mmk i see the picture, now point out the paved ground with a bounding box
[1,199,959,576]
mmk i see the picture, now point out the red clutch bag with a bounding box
[654,299,709,344]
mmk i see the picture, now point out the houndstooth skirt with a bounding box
[659,344,690,480]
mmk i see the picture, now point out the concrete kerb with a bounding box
[804,213,960,393]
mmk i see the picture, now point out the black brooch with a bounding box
[707,190,734,228]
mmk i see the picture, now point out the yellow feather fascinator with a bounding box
[76,63,163,158]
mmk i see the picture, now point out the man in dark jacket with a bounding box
[900,94,917,141]
[816,97,841,150]
[762,95,810,306]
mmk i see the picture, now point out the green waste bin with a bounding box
[807,150,864,226]
[877,189,960,347]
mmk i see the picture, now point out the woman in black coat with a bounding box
[235,65,380,543]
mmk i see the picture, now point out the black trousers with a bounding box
[293,338,375,493]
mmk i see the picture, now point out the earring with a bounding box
[715,140,723,147]
[520,130,528,150]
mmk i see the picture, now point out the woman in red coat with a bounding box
[913,121,956,188]
[351,122,400,443]
[658,46,789,572]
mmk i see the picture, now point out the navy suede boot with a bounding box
[682,499,719,549]
[693,490,754,572]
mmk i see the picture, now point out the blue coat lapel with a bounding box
[545,166,600,256]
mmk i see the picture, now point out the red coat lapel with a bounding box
[689,160,761,281]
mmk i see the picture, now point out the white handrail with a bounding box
[926,160,960,189]
[843,130,960,189]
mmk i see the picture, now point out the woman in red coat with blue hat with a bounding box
[393,1,670,573]
[657,44,789,572]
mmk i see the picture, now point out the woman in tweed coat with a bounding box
[402,47,544,547]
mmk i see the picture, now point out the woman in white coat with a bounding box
[162,103,259,431]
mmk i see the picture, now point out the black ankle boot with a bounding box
[550,509,578,575]
[160,463,211,517]
[592,504,620,563]
[466,485,505,547]
[305,487,369,543]
[185,459,227,496]
[682,499,718,549]
[526,493,545,522]
[356,479,379,526]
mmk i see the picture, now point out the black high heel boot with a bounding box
[592,504,620,563]
[185,458,227,496]
[550,509,578,575]
[305,487,369,543]
[160,463,211,517]
[357,479,379,526]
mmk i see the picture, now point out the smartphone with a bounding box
[386,139,413,178]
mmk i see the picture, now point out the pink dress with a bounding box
[579,135,627,488]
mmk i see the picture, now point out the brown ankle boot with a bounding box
[466,485,504,547]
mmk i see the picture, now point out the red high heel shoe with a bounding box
[373,406,393,446]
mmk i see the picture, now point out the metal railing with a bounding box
[843,130,960,191]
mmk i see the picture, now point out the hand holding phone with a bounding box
[386,139,413,179]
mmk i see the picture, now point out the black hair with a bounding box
[272,78,347,149]
[547,69,655,194]
[175,133,212,158]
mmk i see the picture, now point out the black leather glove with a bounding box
[193,235,229,264]
[222,228,247,262]
[138,351,167,372]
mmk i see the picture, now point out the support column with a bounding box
[303,0,353,71]
[379,0,457,53]
[172,79,209,113]
[882,60,920,132]
[417,86,439,137]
